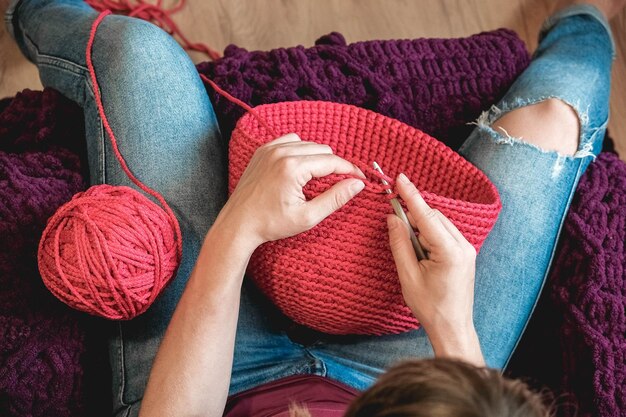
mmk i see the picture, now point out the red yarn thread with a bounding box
[37,11,183,320]
[200,73,279,138]
[85,10,183,242]
[200,73,399,199]
[85,0,221,60]
[89,0,399,197]
[368,167,399,199]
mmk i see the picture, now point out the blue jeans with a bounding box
[6,1,614,416]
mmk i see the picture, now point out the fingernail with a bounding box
[351,180,365,194]
[398,173,410,184]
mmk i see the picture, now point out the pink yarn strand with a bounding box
[200,73,279,138]
[86,10,182,260]
[368,167,399,199]
[201,74,400,199]
[85,0,221,60]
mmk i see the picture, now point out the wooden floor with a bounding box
[1,0,625,159]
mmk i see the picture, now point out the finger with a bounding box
[386,215,421,280]
[266,132,301,146]
[272,143,365,178]
[434,211,467,244]
[298,154,365,181]
[395,173,456,248]
[406,196,465,246]
[417,232,432,253]
[272,142,335,156]
[303,178,365,227]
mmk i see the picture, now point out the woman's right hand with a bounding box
[386,173,484,365]
[214,133,366,251]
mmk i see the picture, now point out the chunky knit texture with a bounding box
[197,30,531,151]
[229,101,501,335]
[0,89,88,417]
[554,151,625,417]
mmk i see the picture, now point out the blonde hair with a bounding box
[290,358,553,417]
[344,358,553,417]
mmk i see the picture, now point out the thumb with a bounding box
[304,179,365,226]
[387,214,420,278]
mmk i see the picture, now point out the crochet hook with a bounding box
[373,162,428,261]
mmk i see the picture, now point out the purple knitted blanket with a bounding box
[0,89,87,416]
[1,29,624,417]
[197,30,530,150]
[552,151,625,417]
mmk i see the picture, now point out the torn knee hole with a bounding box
[488,99,582,157]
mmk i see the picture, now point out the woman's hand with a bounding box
[387,173,484,366]
[215,133,366,251]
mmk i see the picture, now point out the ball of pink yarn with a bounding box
[37,184,181,320]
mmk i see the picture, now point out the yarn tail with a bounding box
[199,74,280,138]
[87,10,183,260]
[201,73,401,198]
[85,0,221,60]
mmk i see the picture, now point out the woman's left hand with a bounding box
[214,133,366,250]
[386,173,484,365]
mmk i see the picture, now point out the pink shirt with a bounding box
[223,375,359,417]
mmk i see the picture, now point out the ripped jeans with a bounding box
[5,1,614,416]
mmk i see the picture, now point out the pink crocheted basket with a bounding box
[229,101,501,335]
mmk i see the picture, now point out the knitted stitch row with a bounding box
[229,101,501,335]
